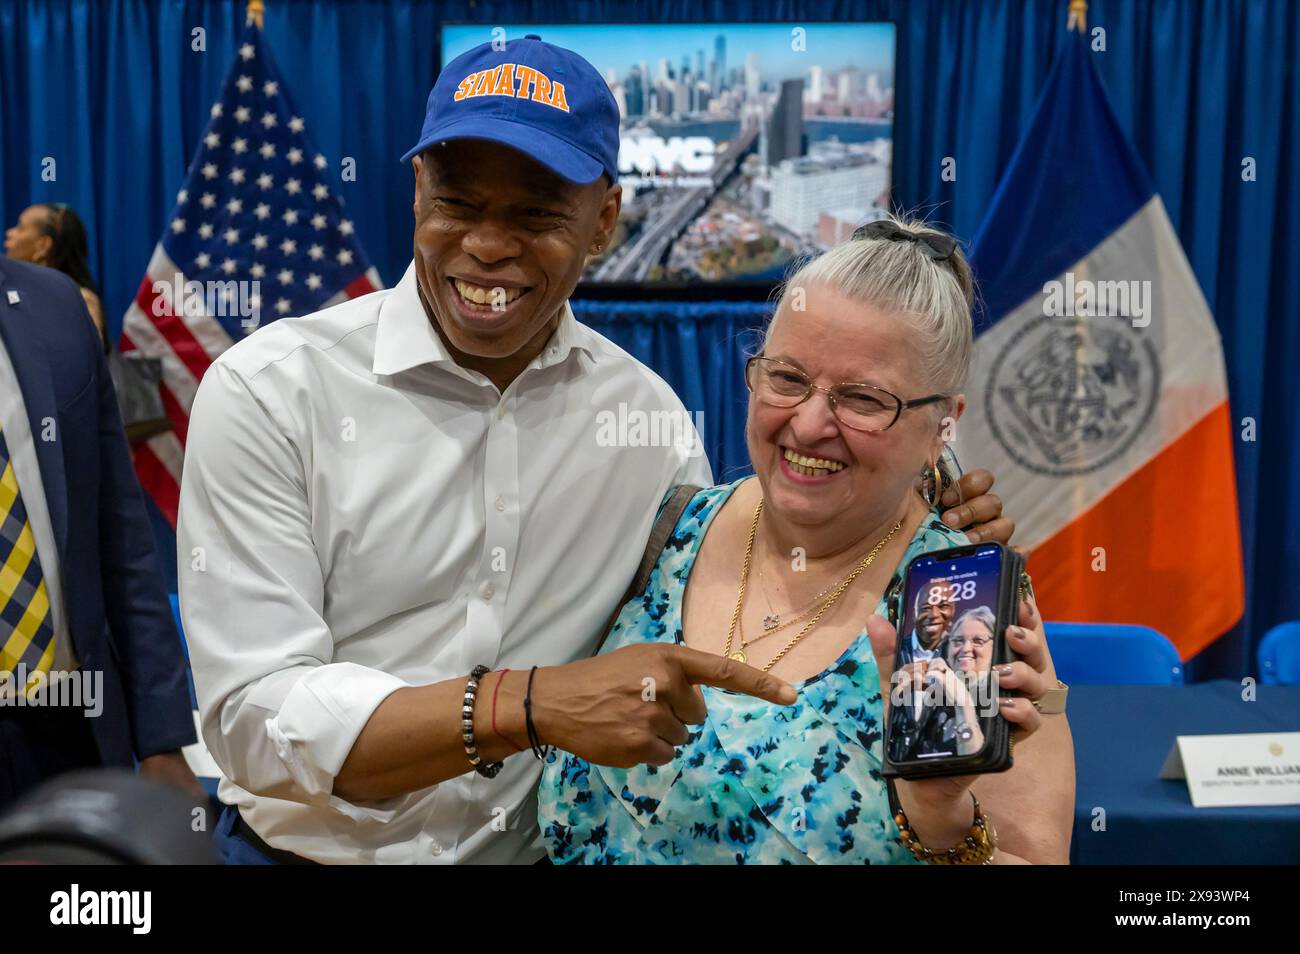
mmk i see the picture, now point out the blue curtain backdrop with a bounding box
[1,0,1295,680]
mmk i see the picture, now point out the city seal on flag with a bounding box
[964,30,1243,657]
[984,313,1160,477]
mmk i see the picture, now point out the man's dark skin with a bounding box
[914,579,957,651]
[333,139,1012,802]
[409,139,613,391]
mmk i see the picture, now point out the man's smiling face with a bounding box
[914,579,956,649]
[411,139,619,382]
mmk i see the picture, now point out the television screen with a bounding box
[441,23,896,289]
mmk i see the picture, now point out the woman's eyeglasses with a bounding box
[948,635,993,649]
[745,356,948,432]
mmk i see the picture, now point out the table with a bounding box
[1069,681,1300,864]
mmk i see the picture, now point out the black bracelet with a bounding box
[523,666,552,762]
[462,665,503,779]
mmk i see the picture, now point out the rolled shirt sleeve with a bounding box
[178,359,406,820]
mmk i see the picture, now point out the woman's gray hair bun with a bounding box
[767,212,976,396]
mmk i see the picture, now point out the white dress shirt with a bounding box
[903,633,943,714]
[905,633,943,663]
[0,337,75,676]
[178,262,712,864]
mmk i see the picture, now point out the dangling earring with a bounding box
[920,461,943,510]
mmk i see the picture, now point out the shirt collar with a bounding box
[372,262,452,376]
[373,261,596,377]
[533,299,597,372]
[908,633,941,659]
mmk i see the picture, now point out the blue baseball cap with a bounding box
[400,34,620,184]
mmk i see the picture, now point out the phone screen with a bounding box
[886,544,1006,765]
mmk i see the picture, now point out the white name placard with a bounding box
[1159,732,1300,807]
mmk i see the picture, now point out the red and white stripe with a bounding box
[121,245,381,526]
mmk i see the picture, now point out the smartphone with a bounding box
[881,541,1024,780]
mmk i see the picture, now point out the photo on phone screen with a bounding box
[886,544,1007,765]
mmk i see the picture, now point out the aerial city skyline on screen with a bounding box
[442,23,896,285]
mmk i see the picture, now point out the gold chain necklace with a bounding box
[729,606,809,659]
[723,500,903,673]
[756,565,835,631]
[735,599,820,653]
[740,571,840,651]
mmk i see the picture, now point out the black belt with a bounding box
[229,810,320,866]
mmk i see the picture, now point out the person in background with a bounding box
[4,204,170,441]
[0,254,202,811]
[4,204,108,352]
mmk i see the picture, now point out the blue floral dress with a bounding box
[537,479,969,864]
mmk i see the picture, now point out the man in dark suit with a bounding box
[0,255,199,809]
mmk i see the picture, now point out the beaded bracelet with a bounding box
[462,665,503,779]
[888,780,997,865]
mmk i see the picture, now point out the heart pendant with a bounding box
[762,615,780,632]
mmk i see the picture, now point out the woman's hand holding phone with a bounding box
[866,594,1056,858]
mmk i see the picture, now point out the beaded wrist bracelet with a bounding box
[462,665,504,779]
[889,781,997,865]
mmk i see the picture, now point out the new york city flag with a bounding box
[960,33,1244,659]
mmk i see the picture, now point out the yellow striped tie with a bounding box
[0,424,55,692]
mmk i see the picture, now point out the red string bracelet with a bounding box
[490,669,527,753]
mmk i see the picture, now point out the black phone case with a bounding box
[880,542,1024,780]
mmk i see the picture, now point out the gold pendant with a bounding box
[728,650,747,663]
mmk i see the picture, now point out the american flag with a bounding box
[120,23,381,525]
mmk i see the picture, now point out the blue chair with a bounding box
[1259,622,1300,686]
[1043,622,1183,685]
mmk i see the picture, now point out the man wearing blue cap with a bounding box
[178,35,1010,864]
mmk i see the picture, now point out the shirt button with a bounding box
[480,582,495,601]
[496,403,507,420]
[431,843,443,856]
[494,496,506,512]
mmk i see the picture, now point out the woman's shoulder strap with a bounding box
[593,484,701,655]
